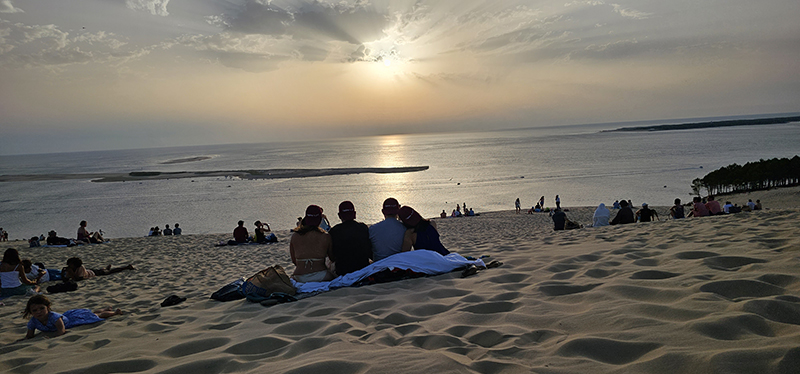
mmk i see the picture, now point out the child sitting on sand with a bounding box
[23,295,123,339]
[62,257,135,281]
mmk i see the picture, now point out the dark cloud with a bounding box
[224,0,388,44]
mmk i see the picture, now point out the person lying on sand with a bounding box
[23,295,123,339]
[62,257,135,281]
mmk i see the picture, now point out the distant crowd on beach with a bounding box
[147,223,182,236]
[515,194,766,231]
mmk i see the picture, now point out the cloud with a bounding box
[0,20,150,68]
[219,0,389,44]
[611,4,652,19]
[174,32,293,72]
[125,0,170,17]
[0,0,23,14]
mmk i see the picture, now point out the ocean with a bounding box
[1,121,798,239]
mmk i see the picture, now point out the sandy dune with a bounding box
[1,192,799,373]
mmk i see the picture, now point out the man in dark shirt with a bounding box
[329,201,373,276]
[635,203,659,222]
[610,200,635,225]
[552,208,567,230]
[233,220,249,243]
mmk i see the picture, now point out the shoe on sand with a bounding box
[461,265,479,278]
[486,260,503,269]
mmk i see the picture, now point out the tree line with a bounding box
[691,156,800,196]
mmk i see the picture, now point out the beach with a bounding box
[1,187,798,373]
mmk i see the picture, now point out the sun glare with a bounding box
[383,59,392,67]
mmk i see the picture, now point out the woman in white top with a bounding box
[1,248,40,296]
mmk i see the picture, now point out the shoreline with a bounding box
[0,166,430,183]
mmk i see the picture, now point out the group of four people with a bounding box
[289,198,450,282]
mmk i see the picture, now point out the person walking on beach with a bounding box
[610,200,635,225]
[329,201,372,276]
[369,198,407,262]
[515,198,521,214]
[555,195,561,209]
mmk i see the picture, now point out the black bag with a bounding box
[47,282,78,294]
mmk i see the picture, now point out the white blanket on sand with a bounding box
[292,250,486,294]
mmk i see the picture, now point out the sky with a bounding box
[1,0,798,155]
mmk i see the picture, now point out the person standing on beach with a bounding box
[0,228,6,242]
[610,200,635,225]
[515,198,521,214]
[555,195,561,209]
[369,198,407,262]
[329,201,372,276]
[172,223,182,235]
[539,196,545,209]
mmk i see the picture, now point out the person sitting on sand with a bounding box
[290,205,335,282]
[669,198,685,219]
[610,200,635,225]
[613,200,621,209]
[468,208,475,216]
[22,259,50,283]
[440,210,447,218]
[62,257,135,282]
[690,196,710,217]
[705,196,722,216]
[46,230,71,246]
[722,201,733,214]
[77,220,104,243]
[152,226,162,236]
[329,201,372,276]
[172,223,182,235]
[592,203,611,227]
[23,295,123,339]
[636,203,659,222]
[552,208,568,230]
[747,199,756,210]
[253,220,275,243]
[1,249,41,297]
[369,198,407,262]
[755,200,762,210]
[232,220,249,244]
[399,206,450,256]
[163,224,173,236]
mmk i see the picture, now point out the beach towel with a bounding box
[293,250,485,294]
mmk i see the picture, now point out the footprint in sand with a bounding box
[699,279,784,299]
[690,314,774,340]
[702,256,767,271]
[160,338,231,358]
[557,337,662,365]
[630,270,681,279]
[538,281,602,296]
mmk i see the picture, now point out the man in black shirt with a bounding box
[636,203,659,222]
[329,201,373,276]
[610,200,635,225]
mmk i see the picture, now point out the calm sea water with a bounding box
[1,122,798,239]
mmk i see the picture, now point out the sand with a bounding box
[1,188,799,373]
